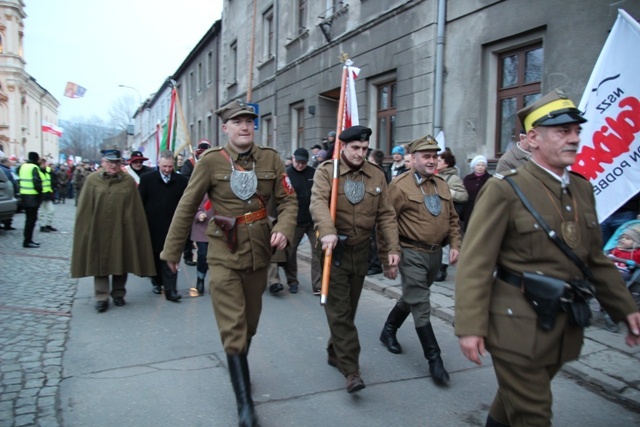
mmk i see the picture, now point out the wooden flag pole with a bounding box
[320,54,350,305]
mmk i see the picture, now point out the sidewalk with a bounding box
[297,240,640,410]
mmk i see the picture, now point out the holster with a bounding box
[561,278,595,328]
[213,215,238,253]
[331,235,348,267]
[521,272,567,331]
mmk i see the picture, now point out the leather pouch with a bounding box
[522,272,566,331]
[562,279,595,328]
[213,215,238,253]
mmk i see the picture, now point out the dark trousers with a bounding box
[152,252,178,293]
[183,238,194,261]
[196,241,209,278]
[23,206,38,244]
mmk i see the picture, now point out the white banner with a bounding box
[573,9,640,222]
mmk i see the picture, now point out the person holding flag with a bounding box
[310,125,400,393]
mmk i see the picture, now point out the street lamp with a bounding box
[118,84,142,105]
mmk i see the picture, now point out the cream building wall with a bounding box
[0,0,59,162]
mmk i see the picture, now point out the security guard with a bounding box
[310,125,400,393]
[455,89,640,426]
[18,152,43,248]
[378,135,461,385]
[160,100,297,427]
[38,159,57,232]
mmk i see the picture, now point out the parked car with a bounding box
[0,167,17,223]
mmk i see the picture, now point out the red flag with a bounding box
[42,120,63,137]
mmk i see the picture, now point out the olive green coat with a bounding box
[70,170,156,278]
[455,161,636,367]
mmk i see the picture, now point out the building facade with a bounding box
[215,0,640,171]
[0,0,59,161]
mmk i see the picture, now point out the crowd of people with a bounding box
[3,89,640,427]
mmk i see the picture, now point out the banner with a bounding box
[63,82,87,99]
[343,61,360,128]
[572,9,640,222]
[42,120,63,137]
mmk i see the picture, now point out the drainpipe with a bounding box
[433,0,446,135]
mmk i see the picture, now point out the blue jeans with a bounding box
[196,241,209,279]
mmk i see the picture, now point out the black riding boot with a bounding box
[434,264,448,282]
[196,277,205,295]
[485,414,510,427]
[227,354,259,427]
[416,323,450,385]
[379,303,410,354]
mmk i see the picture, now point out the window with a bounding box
[207,115,213,144]
[198,62,204,92]
[297,0,307,34]
[376,81,397,154]
[189,71,195,99]
[263,7,274,59]
[496,44,543,154]
[197,119,202,142]
[207,51,213,84]
[262,115,273,147]
[230,40,238,84]
[291,103,305,152]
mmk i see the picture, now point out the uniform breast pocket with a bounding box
[513,214,552,257]
[361,186,383,220]
[213,172,234,199]
[583,212,599,247]
[256,171,277,195]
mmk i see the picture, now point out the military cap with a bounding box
[339,126,372,143]
[408,135,441,153]
[215,100,258,122]
[517,88,587,132]
[101,149,123,161]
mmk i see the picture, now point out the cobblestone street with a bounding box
[0,201,76,427]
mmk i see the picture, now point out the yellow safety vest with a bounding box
[39,166,53,194]
[19,163,40,195]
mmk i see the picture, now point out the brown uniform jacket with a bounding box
[310,158,400,254]
[160,144,298,271]
[389,170,461,251]
[70,170,156,278]
[455,160,636,366]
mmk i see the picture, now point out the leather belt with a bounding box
[399,236,441,252]
[236,208,268,225]
[496,266,523,287]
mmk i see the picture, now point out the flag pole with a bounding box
[320,53,350,305]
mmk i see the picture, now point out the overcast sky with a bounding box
[23,0,222,122]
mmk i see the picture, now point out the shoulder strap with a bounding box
[504,176,595,282]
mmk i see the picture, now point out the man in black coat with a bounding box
[282,148,321,294]
[139,150,189,301]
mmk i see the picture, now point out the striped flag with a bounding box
[158,88,191,159]
[42,120,63,137]
[343,61,360,128]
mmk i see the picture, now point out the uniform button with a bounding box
[534,224,539,229]
[224,175,229,179]
[565,205,572,212]
[507,308,513,315]
[376,187,381,193]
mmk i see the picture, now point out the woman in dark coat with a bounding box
[460,155,491,232]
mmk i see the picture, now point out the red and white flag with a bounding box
[42,120,63,137]
[63,82,87,99]
[343,61,360,128]
[572,9,640,222]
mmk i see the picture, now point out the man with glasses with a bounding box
[71,149,155,313]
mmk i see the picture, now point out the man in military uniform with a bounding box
[160,100,297,427]
[454,89,640,427]
[378,135,461,386]
[310,125,400,393]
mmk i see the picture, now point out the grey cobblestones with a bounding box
[0,202,77,427]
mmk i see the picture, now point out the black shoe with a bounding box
[196,277,205,295]
[4,226,16,230]
[113,297,126,306]
[95,301,108,312]
[23,242,40,248]
[165,291,182,302]
[269,283,284,294]
[40,226,50,232]
[434,264,448,282]
[380,304,410,354]
[227,354,259,427]
[327,345,338,368]
[152,285,162,295]
[416,323,450,385]
[46,226,58,232]
[184,259,196,266]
